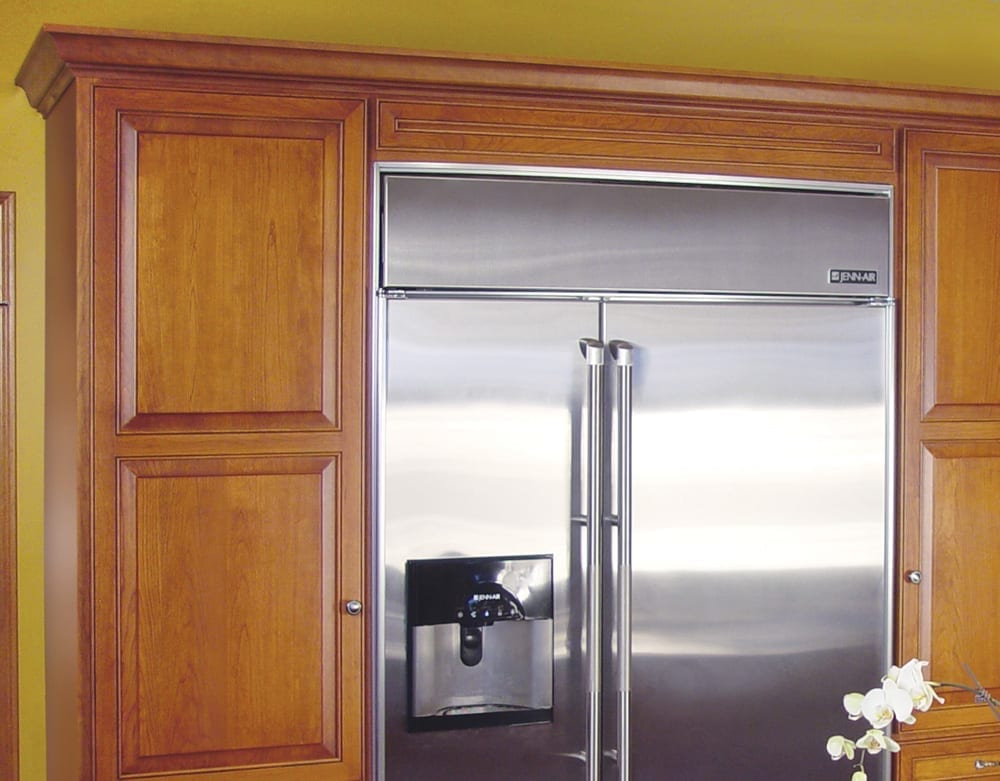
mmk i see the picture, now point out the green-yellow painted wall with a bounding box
[3,1,999,778]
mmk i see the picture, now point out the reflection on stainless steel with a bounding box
[383,172,891,297]
[580,337,605,781]
[610,340,634,781]
[435,703,539,715]
[376,167,893,781]
[411,621,553,718]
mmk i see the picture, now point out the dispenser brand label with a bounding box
[829,269,878,285]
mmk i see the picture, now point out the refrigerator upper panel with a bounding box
[381,171,891,297]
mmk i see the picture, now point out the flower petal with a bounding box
[827,735,856,760]
[844,692,865,719]
[861,688,894,729]
[857,728,891,755]
[884,679,915,723]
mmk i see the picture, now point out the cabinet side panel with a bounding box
[44,82,88,781]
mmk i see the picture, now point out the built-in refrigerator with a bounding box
[373,167,894,780]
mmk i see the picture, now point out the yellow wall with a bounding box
[3,1,1000,778]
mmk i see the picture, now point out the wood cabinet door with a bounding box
[90,86,367,780]
[899,130,1000,736]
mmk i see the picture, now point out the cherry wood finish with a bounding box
[897,734,1000,781]
[896,130,1000,754]
[0,191,17,781]
[21,48,367,780]
[117,456,342,774]
[376,98,897,180]
[102,88,355,433]
[16,23,1000,781]
[93,88,366,781]
[41,81,88,781]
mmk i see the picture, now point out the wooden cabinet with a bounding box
[897,130,1000,743]
[18,42,367,781]
[17,23,1000,781]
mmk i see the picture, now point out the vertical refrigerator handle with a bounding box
[578,337,604,781]
[609,340,634,781]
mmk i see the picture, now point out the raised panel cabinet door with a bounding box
[905,130,1000,421]
[900,441,1000,735]
[117,456,357,777]
[93,87,366,435]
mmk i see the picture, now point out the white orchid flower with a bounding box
[886,658,944,712]
[843,692,865,720]
[826,735,857,760]
[861,679,915,728]
[852,771,868,781]
[856,728,901,755]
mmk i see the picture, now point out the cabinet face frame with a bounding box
[0,191,17,781]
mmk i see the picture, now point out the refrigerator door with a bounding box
[379,297,600,781]
[603,301,891,780]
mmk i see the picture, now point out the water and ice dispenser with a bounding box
[405,555,554,731]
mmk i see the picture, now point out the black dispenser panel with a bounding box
[406,555,554,732]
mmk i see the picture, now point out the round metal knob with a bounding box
[906,570,923,585]
[344,599,363,616]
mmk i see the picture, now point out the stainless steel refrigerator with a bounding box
[373,167,894,781]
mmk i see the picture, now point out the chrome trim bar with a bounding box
[379,288,894,307]
[579,337,605,781]
[375,160,894,198]
[609,340,634,781]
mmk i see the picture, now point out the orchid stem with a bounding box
[935,664,1000,723]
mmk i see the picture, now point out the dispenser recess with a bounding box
[406,555,554,731]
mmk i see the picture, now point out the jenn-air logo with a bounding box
[829,269,878,285]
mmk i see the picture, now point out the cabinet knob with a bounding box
[905,569,923,585]
[344,600,363,616]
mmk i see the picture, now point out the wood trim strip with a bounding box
[0,191,18,781]
[377,99,896,172]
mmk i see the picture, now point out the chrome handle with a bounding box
[609,340,634,781]
[976,759,1000,769]
[579,337,604,781]
[344,599,363,615]
[906,570,923,585]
